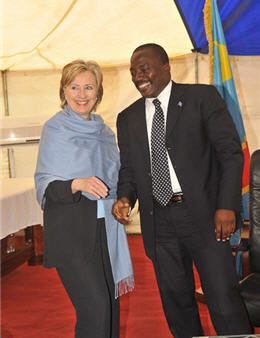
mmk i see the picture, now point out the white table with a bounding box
[0,177,43,239]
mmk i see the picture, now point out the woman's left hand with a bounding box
[71,177,108,199]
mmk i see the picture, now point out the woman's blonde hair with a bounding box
[60,59,103,111]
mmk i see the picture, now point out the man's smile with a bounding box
[136,80,152,92]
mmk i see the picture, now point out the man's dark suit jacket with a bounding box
[116,81,244,261]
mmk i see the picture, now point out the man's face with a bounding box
[130,48,171,98]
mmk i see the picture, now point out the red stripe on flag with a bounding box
[242,141,250,194]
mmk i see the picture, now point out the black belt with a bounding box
[167,193,184,206]
[154,193,184,207]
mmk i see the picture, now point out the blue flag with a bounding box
[211,0,250,221]
[204,0,251,279]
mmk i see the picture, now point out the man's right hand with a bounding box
[112,197,131,225]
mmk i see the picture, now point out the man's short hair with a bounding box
[132,43,169,64]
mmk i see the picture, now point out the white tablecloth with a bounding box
[0,177,43,239]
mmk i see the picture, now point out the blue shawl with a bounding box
[35,104,134,297]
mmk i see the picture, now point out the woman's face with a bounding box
[64,71,98,119]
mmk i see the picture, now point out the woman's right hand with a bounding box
[71,177,108,199]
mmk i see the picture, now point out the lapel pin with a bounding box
[177,101,183,107]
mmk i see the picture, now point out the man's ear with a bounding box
[163,63,170,73]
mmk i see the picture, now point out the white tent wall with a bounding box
[0,72,4,116]
[1,54,260,178]
[227,55,260,155]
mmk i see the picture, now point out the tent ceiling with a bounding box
[2,0,259,71]
[1,0,193,71]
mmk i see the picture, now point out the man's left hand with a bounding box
[215,209,236,242]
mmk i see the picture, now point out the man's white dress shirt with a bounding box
[145,81,182,194]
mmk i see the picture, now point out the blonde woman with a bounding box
[35,60,134,338]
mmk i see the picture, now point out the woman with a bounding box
[35,59,134,338]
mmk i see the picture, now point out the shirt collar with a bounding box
[146,80,172,109]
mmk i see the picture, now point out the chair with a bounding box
[240,149,260,327]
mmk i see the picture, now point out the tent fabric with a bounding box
[0,0,193,71]
[1,0,259,71]
[174,0,260,55]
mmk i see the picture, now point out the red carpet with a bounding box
[2,235,259,338]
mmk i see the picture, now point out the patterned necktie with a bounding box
[151,98,173,206]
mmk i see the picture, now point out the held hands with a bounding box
[215,209,236,242]
[71,177,108,199]
[112,197,132,225]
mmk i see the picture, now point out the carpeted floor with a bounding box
[1,235,259,338]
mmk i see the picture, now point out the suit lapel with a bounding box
[132,98,151,169]
[166,82,184,140]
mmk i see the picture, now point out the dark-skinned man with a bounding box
[112,43,252,338]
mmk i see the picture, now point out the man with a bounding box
[112,43,252,337]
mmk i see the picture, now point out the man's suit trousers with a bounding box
[152,200,252,338]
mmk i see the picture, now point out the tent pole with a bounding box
[194,51,199,84]
[192,49,200,84]
[7,148,16,178]
[1,70,14,177]
[1,70,10,116]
